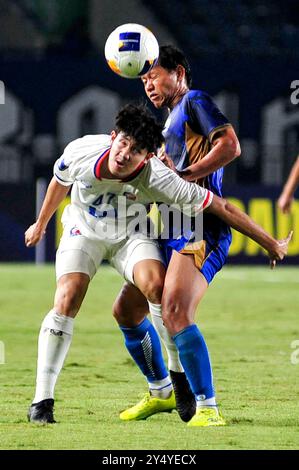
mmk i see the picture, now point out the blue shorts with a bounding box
[159,232,232,285]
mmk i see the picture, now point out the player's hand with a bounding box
[25,222,46,247]
[158,151,177,172]
[277,193,294,214]
[177,168,197,182]
[268,230,293,269]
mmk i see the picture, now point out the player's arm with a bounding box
[207,195,292,267]
[25,177,70,247]
[179,126,241,182]
[277,156,299,214]
[148,161,291,265]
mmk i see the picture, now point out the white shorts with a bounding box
[55,227,165,285]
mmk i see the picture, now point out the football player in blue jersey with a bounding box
[114,45,244,426]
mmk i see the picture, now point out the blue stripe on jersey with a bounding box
[93,148,110,179]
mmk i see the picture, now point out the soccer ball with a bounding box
[104,23,159,79]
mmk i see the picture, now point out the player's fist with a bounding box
[269,230,293,269]
[277,193,294,214]
[25,222,46,247]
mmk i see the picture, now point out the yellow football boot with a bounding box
[120,391,176,421]
[187,407,226,427]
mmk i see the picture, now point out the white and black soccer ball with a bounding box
[104,23,159,79]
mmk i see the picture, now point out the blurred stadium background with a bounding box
[0,0,298,264]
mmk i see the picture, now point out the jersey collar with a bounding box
[94,148,110,180]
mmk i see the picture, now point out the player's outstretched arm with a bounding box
[207,195,293,267]
[277,156,299,214]
[25,177,70,247]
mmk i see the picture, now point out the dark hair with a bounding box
[115,104,164,153]
[158,45,192,88]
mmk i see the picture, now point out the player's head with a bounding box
[141,45,192,109]
[158,45,192,88]
[109,104,164,178]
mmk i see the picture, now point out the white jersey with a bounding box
[54,134,213,244]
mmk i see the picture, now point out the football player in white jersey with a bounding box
[25,104,291,424]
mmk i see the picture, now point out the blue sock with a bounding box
[173,324,214,399]
[120,317,168,382]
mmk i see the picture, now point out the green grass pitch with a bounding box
[0,263,298,450]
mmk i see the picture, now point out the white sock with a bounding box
[195,395,217,409]
[149,376,173,399]
[33,309,74,403]
[148,301,184,373]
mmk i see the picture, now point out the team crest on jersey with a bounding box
[70,226,82,237]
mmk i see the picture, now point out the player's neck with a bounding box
[101,157,117,179]
[169,86,189,110]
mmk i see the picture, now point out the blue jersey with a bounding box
[160,90,232,275]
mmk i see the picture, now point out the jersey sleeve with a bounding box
[188,92,231,142]
[145,158,213,215]
[53,141,78,186]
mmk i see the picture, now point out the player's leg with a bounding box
[162,249,225,426]
[112,240,176,419]
[113,239,182,373]
[133,257,198,422]
[113,279,183,375]
[28,270,90,424]
[114,278,171,397]
[28,234,103,424]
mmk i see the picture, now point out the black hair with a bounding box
[115,103,164,153]
[158,45,192,88]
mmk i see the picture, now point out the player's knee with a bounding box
[112,298,146,327]
[142,277,164,304]
[162,296,190,334]
[162,301,179,333]
[112,297,128,324]
[55,282,85,316]
[133,260,165,304]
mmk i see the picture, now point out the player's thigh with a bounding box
[111,238,165,287]
[162,250,208,320]
[55,235,105,317]
[113,282,149,327]
[56,229,105,281]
